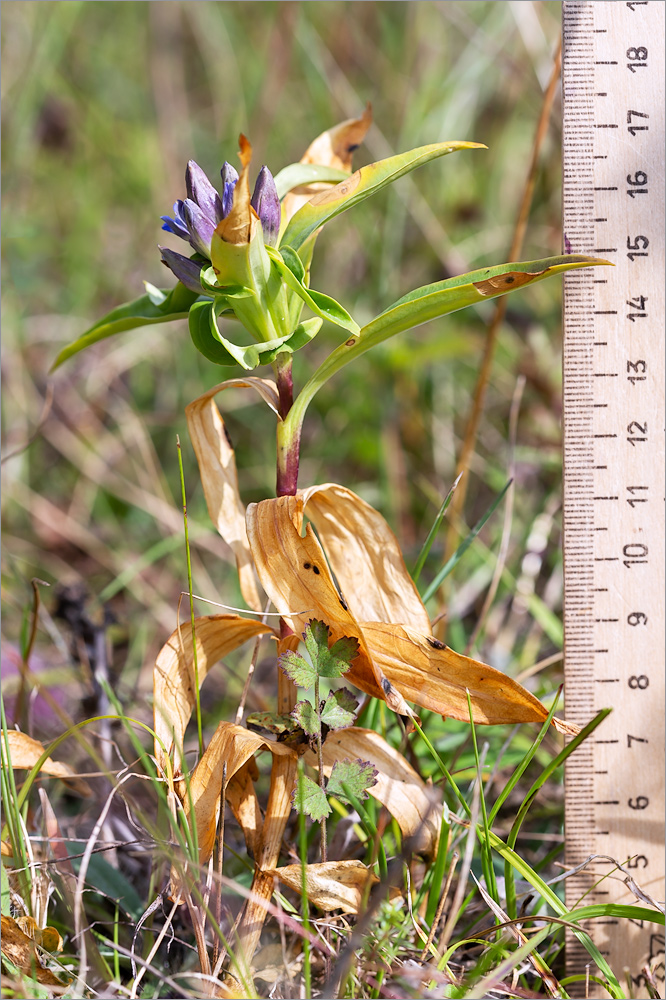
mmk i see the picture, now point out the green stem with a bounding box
[314,673,328,863]
[273,354,300,496]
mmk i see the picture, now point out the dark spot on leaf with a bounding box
[381,677,392,695]
[312,565,320,575]
[303,562,311,569]
[345,338,356,347]
[426,636,446,650]
[223,425,233,449]
[347,143,359,153]
[339,596,348,611]
[505,275,515,283]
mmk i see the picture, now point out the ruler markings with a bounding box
[563,3,665,996]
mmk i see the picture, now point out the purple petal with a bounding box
[160,200,189,240]
[251,166,280,246]
[220,161,239,218]
[186,159,224,223]
[182,198,215,257]
[159,247,204,293]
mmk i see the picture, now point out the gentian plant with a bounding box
[54,108,609,993]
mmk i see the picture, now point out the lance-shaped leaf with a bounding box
[282,256,613,442]
[246,496,412,717]
[153,615,275,778]
[274,164,349,201]
[265,860,378,914]
[359,621,579,735]
[300,483,431,632]
[280,105,373,228]
[174,721,295,877]
[3,731,91,797]
[185,378,279,611]
[309,728,442,857]
[266,245,359,336]
[50,281,200,371]
[281,140,485,252]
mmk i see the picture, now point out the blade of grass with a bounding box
[297,764,311,999]
[177,435,203,758]
[504,708,612,919]
[411,472,463,583]
[421,478,512,603]
[466,694,497,905]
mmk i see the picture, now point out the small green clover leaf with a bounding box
[294,773,331,822]
[320,690,357,731]
[291,700,319,737]
[279,649,316,689]
[326,758,378,802]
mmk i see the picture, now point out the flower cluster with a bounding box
[159,153,280,294]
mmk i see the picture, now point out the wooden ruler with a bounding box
[562,2,664,996]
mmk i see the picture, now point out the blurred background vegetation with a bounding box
[1,0,565,759]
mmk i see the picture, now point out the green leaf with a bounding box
[291,699,319,737]
[330,687,359,716]
[279,649,316,689]
[293,773,331,821]
[1,858,10,916]
[302,620,359,679]
[189,300,322,369]
[281,140,486,252]
[326,758,378,801]
[267,245,359,336]
[320,692,356,731]
[283,254,613,449]
[50,281,200,370]
[273,163,349,200]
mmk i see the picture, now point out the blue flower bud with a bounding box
[221,162,239,219]
[159,247,204,293]
[186,159,224,224]
[160,200,189,240]
[182,199,216,257]
[251,166,281,247]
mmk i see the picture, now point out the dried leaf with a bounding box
[226,758,262,859]
[301,483,431,632]
[246,495,413,717]
[472,269,546,296]
[312,728,442,857]
[3,732,91,797]
[266,859,378,914]
[185,378,279,612]
[0,914,70,991]
[15,917,63,954]
[281,106,372,226]
[180,721,295,871]
[360,621,577,732]
[153,614,275,777]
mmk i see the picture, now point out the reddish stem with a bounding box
[275,355,300,496]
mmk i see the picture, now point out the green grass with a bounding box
[3,3,662,998]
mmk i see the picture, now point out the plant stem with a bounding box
[274,353,300,496]
[314,673,328,863]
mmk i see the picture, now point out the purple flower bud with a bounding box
[186,160,224,224]
[161,200,189,240]
[159,247,204,294]
[251,165,281,246]
[220,162,239,218]
[182,198,216,257]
